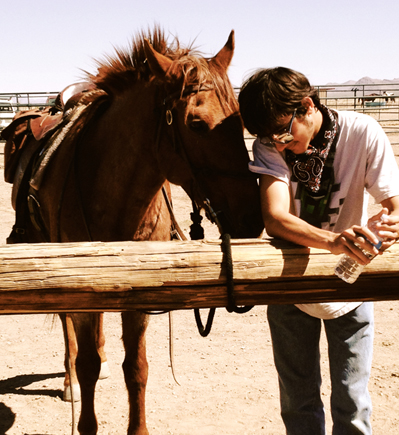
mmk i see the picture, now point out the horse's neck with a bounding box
[74,87,170,241]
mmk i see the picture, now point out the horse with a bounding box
[383,91,396,103]
[2,27,264,434]
[358,92,380,106]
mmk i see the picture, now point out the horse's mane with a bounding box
[87,27,237,112]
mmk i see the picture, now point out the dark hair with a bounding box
[238,67,321,138]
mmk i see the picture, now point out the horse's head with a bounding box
[144,31,264,238]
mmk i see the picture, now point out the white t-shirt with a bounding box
[249,110,399,319]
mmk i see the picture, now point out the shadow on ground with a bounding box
[0,372,64,435]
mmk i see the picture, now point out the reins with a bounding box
[157,85,253,337]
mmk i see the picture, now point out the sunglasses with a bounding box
[271,109,297,145]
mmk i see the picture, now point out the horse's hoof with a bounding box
[99,361,111,380]
[63,383,81,402]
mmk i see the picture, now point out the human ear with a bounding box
[300,96,315,114]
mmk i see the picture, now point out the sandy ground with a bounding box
[0,140,399,435]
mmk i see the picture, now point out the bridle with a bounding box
[156,84,256,231]
[156,84,254,336]
[157,89,223,230]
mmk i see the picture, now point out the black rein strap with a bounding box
[157,85,254,337]
[221,233,253,315]
[193,233,253,338]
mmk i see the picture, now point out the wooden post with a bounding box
[0,238,398,314]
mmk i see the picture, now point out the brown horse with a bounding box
[358,92,380,106]
[3,27,263,434]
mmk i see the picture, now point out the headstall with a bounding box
[157,84,253,337]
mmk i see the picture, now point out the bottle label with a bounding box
[366,237,382,250]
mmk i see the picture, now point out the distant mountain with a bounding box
[356,77,379,85]
[326,77,399,86]
[341,80,357,86]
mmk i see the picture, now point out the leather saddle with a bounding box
[1,82,96,184]
[1,82,109,243]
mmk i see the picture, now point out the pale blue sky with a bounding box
[2,0,399,92]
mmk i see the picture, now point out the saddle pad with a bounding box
[30,89,109,190]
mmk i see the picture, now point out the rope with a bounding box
[194,233,253,336]
[221,233,253,315]
[194,308,216,337]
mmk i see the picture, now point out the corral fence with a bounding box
[1,239,399,315]
[2,84,399,146]
[316,83,399,146]
[0,91,59,110]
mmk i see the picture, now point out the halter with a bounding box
[156,84,253,336]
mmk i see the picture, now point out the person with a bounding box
[238,67,399,435]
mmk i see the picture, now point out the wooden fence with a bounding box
[1,238,398,315]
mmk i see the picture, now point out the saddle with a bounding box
[1,82,109,243]
[1,82,97,184]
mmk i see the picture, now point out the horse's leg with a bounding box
[61,312,108,402]
[60,313,81,402]
[121,311,149,435]
[97,313,111,380]
[72,312,102,435]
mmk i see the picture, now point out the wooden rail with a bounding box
[0,239,398,314]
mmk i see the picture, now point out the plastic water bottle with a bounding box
[334,214,388,284]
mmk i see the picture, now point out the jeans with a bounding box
[267,302,374,435]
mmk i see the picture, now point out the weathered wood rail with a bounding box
[0,238,398,314]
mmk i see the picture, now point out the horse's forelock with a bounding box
[87,27,237,113]
[171,54,237,114]
[207,60,238,114]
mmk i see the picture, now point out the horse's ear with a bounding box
[211,30,235,71]
[144,38,173,80]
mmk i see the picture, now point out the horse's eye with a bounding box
[188,119,209,134]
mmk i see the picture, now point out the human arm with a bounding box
[259,174,382,265]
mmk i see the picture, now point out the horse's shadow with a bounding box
[0,372,64,397]
[0,372,64,435]
[0,402,15,435]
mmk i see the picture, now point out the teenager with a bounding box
[239,67,399,434]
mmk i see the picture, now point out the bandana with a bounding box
[285,105,339,194]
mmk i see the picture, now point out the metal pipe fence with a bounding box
[0,91,58,111]
[316,83,399,146]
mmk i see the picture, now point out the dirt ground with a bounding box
[1,140,399,435]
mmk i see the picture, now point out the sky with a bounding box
[2,0,399,93]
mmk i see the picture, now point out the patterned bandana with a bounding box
[285,105,339,193]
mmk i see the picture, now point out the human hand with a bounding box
[330,221,383,265]
[370,208,399,251]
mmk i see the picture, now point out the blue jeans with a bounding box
[267,303,374,435]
